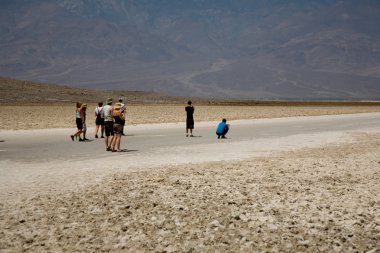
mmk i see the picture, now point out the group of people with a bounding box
[71,99,230,151]
[71,98,126,152]
[70,102,89,141]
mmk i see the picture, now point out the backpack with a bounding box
[96,107,103,119]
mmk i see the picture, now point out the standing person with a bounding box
[216,118,229,139]
[118,98,126,136]
[70,102,84,141]
[103,98,115,151]
[185,100,195,137]
[80,104,89,141]
[111,102,125,152]
[94,102,105,138]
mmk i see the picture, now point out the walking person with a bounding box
[111,102,125,152]
[70,102,84,141]
[103,98,115,151]
[81,104,89,141]
[216,118,229,139]
[185,100,195,137]
[94,102,105,138]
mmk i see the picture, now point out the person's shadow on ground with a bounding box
[118,149,138,153]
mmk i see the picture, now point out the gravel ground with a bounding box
[1,133,379,252]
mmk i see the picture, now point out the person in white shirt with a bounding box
[102,98,115,151]
[94,102,104,138]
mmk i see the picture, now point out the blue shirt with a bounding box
[216,121,227,134]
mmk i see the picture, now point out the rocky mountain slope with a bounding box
[1,0,380,100]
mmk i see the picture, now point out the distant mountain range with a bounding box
[1,0,380,100]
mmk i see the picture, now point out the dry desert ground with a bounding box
[1,103,380,130]
[0,105,380,252]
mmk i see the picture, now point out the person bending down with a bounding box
[216,118,229,139]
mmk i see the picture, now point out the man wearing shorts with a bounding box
[102,98,115,151]
[71,102,84,141]
[185,100,194,137]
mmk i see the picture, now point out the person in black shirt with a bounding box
[185,100,194,137]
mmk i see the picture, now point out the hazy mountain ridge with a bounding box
[1,0,380,99]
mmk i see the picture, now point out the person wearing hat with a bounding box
[118,97,126,113]
[70,102,84,141]
[111,102,125,152]
[118,97,126,136]
[103,98,115,151]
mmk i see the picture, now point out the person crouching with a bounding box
[216,118,229,139]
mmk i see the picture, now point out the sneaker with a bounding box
[221,136,227,139]
[186,134,189,137]
[190,135,194,137]
[83,138,90,141]
[106,147,112,151]
[70,135,74,141]
[95,134,98,138]
[79,138,84,142]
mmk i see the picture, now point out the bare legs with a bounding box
[105,135,115,150]
[111,134,121,151]
[95,125,104,138]
[71,129,83,141]
[95,125,100,137]
[186,128,193,137]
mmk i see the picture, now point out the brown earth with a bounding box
[2,76,380,130]
[0,76,186,105]
[3,75,379,106]
[1,104,380,130]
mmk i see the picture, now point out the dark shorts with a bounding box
[96,117,105,126]
[186,118,194,129]
[76,118,83,130]
[104,121,114,136]
[113,123,123,135]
